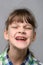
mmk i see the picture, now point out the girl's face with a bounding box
[4,22,36,49]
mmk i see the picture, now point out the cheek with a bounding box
[26,31,34,43]
[8,29,16,38]
[26,31,33,38]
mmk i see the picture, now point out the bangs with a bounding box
[8,14,33,24]
[12,15,25,23]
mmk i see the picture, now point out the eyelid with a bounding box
[11,25,19,29]
[24,26,33,29]
[11,25,19,27]
[25,27,32,29]
[24,26,32,28]
[11,26,18,27]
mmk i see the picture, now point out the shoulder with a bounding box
[26,50,43,65]
[0,51,7,65]
[32,57,43,65]
[0,53,3,65]
[27,52,43,65]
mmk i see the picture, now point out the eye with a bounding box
[11,26,18,29]
[25,27,32,30]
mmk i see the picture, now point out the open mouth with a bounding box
[15,36,27,41]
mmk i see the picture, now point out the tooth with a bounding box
[15,36,27,41]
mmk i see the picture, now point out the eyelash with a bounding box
[12,26,18,28]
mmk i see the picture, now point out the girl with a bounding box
[0,8,43,65]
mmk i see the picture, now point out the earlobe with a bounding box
[4,30,9,40]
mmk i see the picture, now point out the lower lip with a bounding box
[15,39,27,42]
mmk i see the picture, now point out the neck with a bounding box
[8,45,27,65]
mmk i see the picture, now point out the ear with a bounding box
[4,29,9,40]
[32,32,36,42]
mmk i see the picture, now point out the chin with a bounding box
[15,45,28,50]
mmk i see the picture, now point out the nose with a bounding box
[18,27,26,34]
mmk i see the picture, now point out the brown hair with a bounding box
[5,8,37,30]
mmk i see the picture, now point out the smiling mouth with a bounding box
[15,36,27,41]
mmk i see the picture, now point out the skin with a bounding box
[4,22,36,65]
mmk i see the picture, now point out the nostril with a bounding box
[18,32,26,34]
